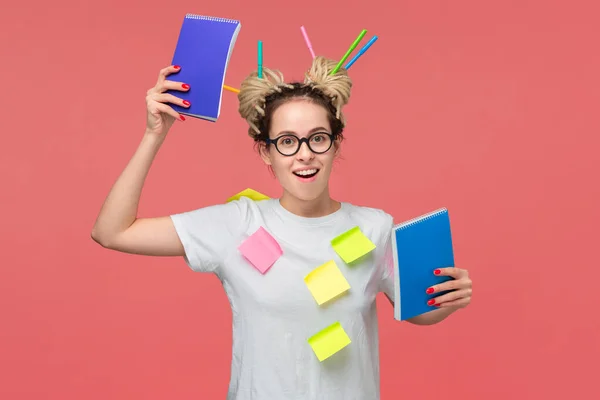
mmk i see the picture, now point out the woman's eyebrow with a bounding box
[276,127,329,136]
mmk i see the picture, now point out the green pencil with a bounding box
[330,29,367,75]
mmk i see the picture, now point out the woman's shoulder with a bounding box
[172,195,266,227]
[342,201,394,230]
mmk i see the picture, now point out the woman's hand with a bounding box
[426,267,472,309]
[145,65,191,138]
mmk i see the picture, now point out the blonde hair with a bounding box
[237,56,353,140]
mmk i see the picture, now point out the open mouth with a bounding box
[293,168,320,179]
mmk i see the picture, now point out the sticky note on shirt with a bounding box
[227,188,270,203]
[331,226,376,264]
[238,227,282,274]
[304,260,351,305]
[308,322,351,362]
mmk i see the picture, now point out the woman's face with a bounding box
[260,99,340,203]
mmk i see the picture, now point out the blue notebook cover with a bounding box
[391,208,455,321]
[168,14,241,121]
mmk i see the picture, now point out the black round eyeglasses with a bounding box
[265,132,335,156]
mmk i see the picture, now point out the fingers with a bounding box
[150,101,183,122]
[427,288,472,307]
[434,267,468,279]
[434,296,471,309]
[157,79,190,94]
[427,276,472,294]
[145,89,190,122]
[147,65,190,95]
[427,266,473,309]
[148,92,191,109]
[148,80,190,96]
[157,64,181,82]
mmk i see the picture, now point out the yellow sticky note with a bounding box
[304,260,351,305]
[331,226,376,264]
[227,188,270,203]
[308,322,351,362]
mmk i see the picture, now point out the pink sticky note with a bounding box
[238,227,283,274]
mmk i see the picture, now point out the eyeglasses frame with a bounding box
[264,132,337,156]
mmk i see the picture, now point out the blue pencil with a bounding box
[344,36,378,70]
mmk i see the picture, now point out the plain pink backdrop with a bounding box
[1,0,598,398]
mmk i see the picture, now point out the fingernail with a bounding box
[427,299,436,306]
[173,65,181,69]
[426,287,435,294]
[180,115,186,121]
[182,84,190,89]
[434,269,441,275]
[183,100,191,106]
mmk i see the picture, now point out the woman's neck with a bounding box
[279,190,340,218]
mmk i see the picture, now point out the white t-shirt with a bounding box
[170,197,396,400]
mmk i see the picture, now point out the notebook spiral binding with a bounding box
[395,208,448,230]
[185,14,238,24]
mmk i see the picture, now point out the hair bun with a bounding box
[304,56,352,121]
[238,68,294,136]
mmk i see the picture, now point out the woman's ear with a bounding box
[258,142,272,165]
[333,137,342,157]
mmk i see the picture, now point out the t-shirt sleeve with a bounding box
[379,214,396,303]
[169,199,249,274]
[380,238,396,303]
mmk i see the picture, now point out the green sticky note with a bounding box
[331,226,376,264]
[308,322,351,362]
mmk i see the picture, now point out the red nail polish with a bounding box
[180,115,186,121]
[427,299,436,306]
[426,287,435,294]
[183,100,190,106]
[182,83,190,89]
[434,269,441,275]
[173,65,181,69]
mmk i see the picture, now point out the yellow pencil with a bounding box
[223,84,240,94]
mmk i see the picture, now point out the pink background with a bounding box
[1,0,598,398]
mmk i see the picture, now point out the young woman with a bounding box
[92,56,473,399]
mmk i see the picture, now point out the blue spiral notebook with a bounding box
[168,14,241,121]
[391,208,455,321]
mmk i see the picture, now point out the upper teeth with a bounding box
[296,169,317,176]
